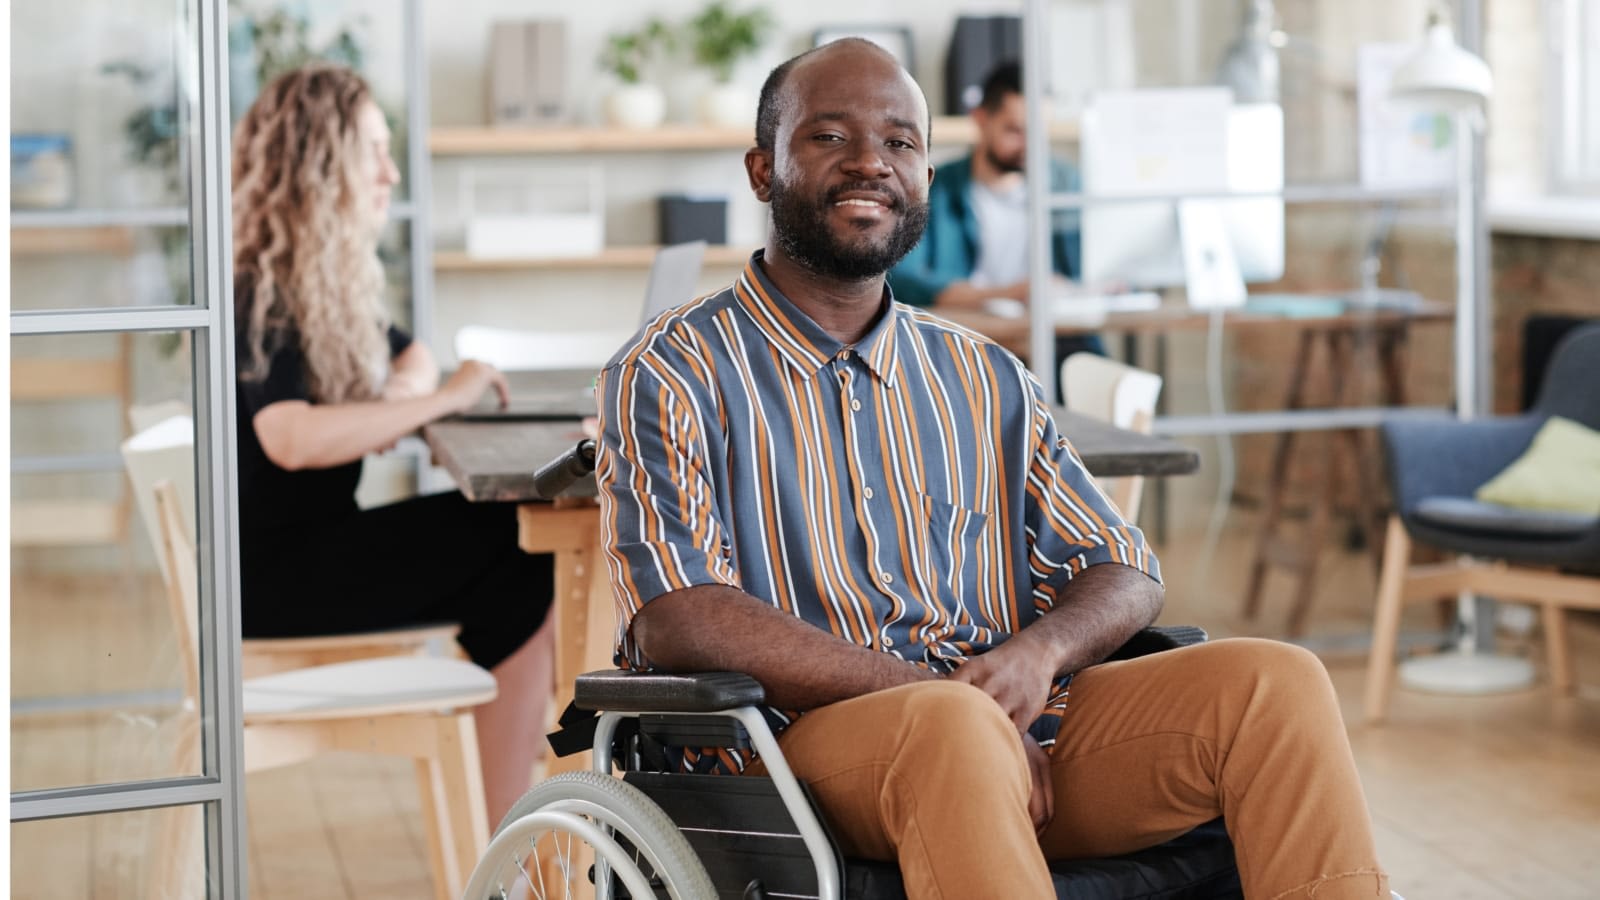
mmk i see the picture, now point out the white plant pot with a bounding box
[697,83,754,129]
[605,84,667,130]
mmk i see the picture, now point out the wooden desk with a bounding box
[422,419,605,782]
[423,407,1198,780]
[939,298,1453,357]
[945,297,1454,636]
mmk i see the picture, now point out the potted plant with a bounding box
[599,18,674,129]
[685,2,774,128]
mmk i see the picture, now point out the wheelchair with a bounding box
[463,626,1242,900]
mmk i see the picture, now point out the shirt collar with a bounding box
[734,250,900,384]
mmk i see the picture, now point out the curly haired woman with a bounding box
[232,64,553,825]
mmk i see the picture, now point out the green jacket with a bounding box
[889,154,1083,308]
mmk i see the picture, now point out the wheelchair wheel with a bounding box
[463,770,715,900]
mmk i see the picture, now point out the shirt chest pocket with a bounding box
[918,493,991,595]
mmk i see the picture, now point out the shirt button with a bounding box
[851,399,862,412]
[880,572,894,584]
[883,636,894,648]
[863,486,874,499]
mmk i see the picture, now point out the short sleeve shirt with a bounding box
[595,252,1160,773]
[234,301,412,545]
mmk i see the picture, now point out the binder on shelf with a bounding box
[488,20,567,127]
[459,165,603,260]
[944,15,1022,115]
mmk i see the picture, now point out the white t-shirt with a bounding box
[968,178,1031,289]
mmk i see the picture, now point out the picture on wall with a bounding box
[812,25,915,75]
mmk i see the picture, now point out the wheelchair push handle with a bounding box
[531,438,598,499]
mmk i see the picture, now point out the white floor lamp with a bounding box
[1388,4,1535,695]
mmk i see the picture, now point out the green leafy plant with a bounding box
[686,2,774,84]
[600,18,676,85]
[100,0,373,345]
[243,5,365,85]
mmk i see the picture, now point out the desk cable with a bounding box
[1193,305,1236,591]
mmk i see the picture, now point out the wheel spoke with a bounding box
[562,830,574,900]
[513,851,535,900]
[530,836,550,900]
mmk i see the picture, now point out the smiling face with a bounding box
[352,100,400,235]
[747,42,934,281]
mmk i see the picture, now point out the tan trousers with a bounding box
[748,638,1388,900]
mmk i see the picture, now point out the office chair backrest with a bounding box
[1062,353,1163,433]
[640,241,706,324]
[1061,353,1164,522]
[1534,323,1600,428]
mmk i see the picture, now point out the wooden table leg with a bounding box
[516,501,612,893]
[516,501,610,779]
[1286,330,1359,637]
[1243,328,1317,620]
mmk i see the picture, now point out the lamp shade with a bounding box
[1390,21,1492,111]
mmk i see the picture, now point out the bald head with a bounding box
[755,38,930,152]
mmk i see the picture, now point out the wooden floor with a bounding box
[10,519,1600,899]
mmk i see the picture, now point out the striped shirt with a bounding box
[596,252,1160,773]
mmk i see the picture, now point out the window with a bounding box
[1550,0,1600,192]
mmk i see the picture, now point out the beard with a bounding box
[986,146,1025,175]
[769,173,930,281]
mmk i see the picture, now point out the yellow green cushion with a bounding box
[1475,416,1600,514]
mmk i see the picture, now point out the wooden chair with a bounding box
[121,413,463,679]
[1061,353,1164,525]
[144,476,495,900]
[1364,325,1600,722]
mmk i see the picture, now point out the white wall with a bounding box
[424,0,1036,359]
[420,0,1273,359]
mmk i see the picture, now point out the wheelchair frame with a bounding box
[591,704,841,900]
[466,625,1236,900]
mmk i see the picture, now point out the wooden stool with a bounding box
[1242,324,1408,635]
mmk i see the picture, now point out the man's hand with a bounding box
[1021,733,1054,835]
[949,636,1058,732]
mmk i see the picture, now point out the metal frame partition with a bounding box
[1017,0,1490,431]
[8,0,249,894]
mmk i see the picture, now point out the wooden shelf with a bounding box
[11,225,137,257]
[430,116,1079,156]
[434,244,754,272]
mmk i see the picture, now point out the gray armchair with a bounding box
[1364,324,1600,722]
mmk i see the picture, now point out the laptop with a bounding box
[455,242,708,421]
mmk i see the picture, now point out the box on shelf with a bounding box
[658,194,727,246]
[488,20,567,127]
[11,134,74,209]
[460,165,603,260]
[944,15,1021,115]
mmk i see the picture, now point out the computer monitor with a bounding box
[1079,90,1284,305]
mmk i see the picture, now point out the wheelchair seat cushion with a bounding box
[1414,496,1598,539]
[845,818,1240,900]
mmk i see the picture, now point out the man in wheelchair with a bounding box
[586,39,1389,900]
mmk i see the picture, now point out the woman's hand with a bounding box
[441,360,510,413]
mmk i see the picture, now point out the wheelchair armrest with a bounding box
[574,626,1206,714]
[1104,625,1208,662]
[574,670,766,713]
